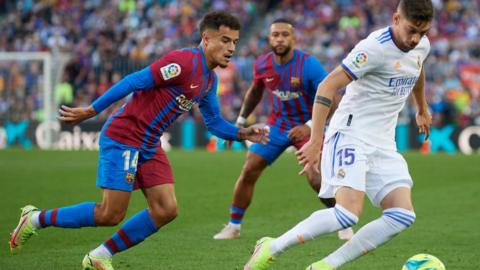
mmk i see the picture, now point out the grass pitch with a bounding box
[0,149,479,269]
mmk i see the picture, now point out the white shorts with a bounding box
[319,132,413,207]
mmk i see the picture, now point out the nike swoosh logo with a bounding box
[266,77,274,82]
[190,84,199,88]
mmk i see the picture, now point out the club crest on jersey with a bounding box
[176,94,196,111]
[337,168,346,179]
[125,172,135,183]
[290,77,300,86]
[394,60,402,69]
[352,51,368,68]
[160,63,181,80]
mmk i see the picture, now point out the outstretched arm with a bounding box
[58,67,155,124]
[296,66,352,175]
[411,66,431,140]
[199,86,269,143]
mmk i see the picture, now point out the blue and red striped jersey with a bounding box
[253,49,327,132]
[102,47,219,151]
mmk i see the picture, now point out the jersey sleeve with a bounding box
[149,50,193,87]
[341,38,383,80]
[198,73,240,141]
[92,67,155,113]
[304,56,328,94]
[252,59,264,88]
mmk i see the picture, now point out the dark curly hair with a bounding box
[199,11,241,34]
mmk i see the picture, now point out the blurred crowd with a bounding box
[1,0,479,128]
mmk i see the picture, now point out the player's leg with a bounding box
[88,185,174,260]
[308,150,415,269]
[245,133,365,269]
[244,187,363,270]
[309,188,414,269]
[85,147,174,269]
[214,151,268,239]
[303,166,354,241]
[293,136,336,206]
[9,135,135,255]
[295,136,354,241]
[215,130,286,240]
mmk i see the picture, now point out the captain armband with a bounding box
[315,96,332,107]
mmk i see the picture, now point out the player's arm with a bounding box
[58,67,155,124]
[296,66,352,174]
[236,58,265,126]
[310,67,352,145]
[411,66,432,140]
[199,75,269,143]
[236,83,263,126]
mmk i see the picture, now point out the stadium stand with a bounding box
[0,0,479,127]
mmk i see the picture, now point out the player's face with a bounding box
[203,26,239,68]
[269,23,295,57]
[393,12,431,51]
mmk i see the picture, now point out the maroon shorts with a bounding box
[292,135,311,149]
[134,146,174,190]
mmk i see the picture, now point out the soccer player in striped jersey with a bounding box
[214,18,353,241]
[244,1,433,269]
[9,11,269,270]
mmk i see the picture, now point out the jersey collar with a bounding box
[273,49,297,67]
[198,45,211,74]
[389,26,409,53]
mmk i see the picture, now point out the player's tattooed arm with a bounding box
[314,96,332,107]
[237,83,263,126]
[297,66,352,175]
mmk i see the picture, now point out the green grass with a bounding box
[0,149,479,269]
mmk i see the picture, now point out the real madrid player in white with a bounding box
[244,0,434,269]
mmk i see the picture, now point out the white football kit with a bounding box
[320,26,430,206]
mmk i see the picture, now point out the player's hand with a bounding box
[288,124,310,142]
[238,124,270,144]
[226,122,246,148]
[296,139,322,175]
[416,110,432,141]
[58,105,97,125]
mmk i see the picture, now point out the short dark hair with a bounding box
[199,11,241,34]
[271,18,295,28]
[399,0,434,22]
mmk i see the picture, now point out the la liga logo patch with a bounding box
[354,52,368,65]
[160,63,181,80]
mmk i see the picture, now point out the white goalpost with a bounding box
[0,52,54,148]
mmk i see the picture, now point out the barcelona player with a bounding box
[214,18,353,241]
[9,11,268,270]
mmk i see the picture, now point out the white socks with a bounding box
[325,208,416,268]
[31,212,41,229]
[270,205,358,255]
[228,222,241,230]
[90,244,113,259]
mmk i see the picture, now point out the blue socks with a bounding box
[38,202,96,228]
[103,209,158,255]
[229,205,246,225]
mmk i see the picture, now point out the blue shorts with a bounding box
[249,125,310,164]
[96,135,174,192]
